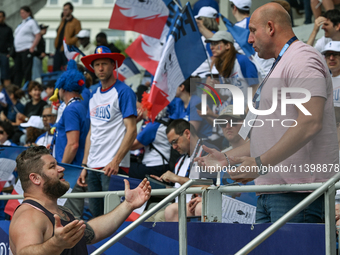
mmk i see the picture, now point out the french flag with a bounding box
[146,3,207,120]
[108,0,169,39]
[5,162,82,217]
[125,28,168,76]
[125,1,181,76]
[0,146,27,192]
[220,14,255,57]
[117,57,140,81]
[63,38,85,60]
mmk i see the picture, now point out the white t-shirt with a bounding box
[88,80,137,168]
[174,155,191,203]
[332,75,340,107]
[35,132,54,147]
[137,122,170,167]
[14,17,40,52]
[314,36,332,53]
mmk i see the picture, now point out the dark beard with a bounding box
[42,173,70,200]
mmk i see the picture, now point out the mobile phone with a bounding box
[145,174,173,187]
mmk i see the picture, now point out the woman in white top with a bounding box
[13,6,41,86]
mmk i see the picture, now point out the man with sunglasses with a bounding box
[35,106,56,147]
[322,41,340,107]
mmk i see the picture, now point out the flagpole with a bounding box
[172,0,182,10]
[82,166,127,177]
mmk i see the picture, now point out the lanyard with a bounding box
[176,154,188,176]
[66,97,81,107]
[252,36,297,109]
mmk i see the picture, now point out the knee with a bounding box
[164,203,179,222]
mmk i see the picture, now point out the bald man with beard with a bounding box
[196,3,338,223]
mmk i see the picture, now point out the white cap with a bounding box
[322,41,340,54]
[76,30,90,38]
[194,6,218,19]
[230,0,252,11]
[20,116,44,129]
[205,31,234,44]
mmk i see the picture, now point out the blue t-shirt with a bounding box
[6,102,24,122]
[172,95,212,138]
[81,87,90,111]
[55,100,90,166]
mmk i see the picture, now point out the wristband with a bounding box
[255,156,267,175]
[224,153,231,167]
[81,163,87,168]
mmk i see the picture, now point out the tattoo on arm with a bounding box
[59,206,95,244]
[57,206,72,221]
[84,222,95,244]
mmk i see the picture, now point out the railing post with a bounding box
[324,184,336,255]
[178,191,187,255]
[201,188,222,222]
[104,193,121,214]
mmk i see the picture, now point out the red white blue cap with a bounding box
[81,46,125,73]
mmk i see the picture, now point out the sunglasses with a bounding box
[324,52,340,58]
[210,41,222,46]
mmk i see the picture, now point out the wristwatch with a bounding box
[255,156,268,175]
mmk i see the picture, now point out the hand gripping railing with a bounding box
[90,179,213,255]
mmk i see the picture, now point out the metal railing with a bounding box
[2,175,340,254]
[90,179,213,255]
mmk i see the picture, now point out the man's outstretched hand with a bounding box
[124,178,151,210]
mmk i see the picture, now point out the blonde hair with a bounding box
[202,17,219,32]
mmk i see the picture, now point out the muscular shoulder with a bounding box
[11,204,51,232]
[10,205,52,253]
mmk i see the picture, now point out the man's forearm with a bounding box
[224,141,251,158]
[200,27,214,39]
[82,128,91,165]
[61,143,78,164]
[112,126,137,165]
[16,237,64,255]
[87,200,133,244]
[31,34,41,50]
[306,29,318,46]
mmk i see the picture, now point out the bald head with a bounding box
[248,2,296,59]
[254,3,292,30]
